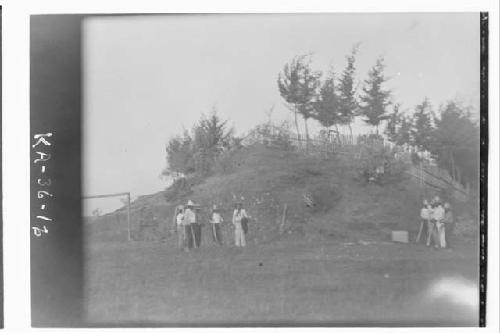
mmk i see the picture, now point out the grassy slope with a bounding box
[88,144,437,244]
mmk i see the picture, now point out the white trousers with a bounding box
[234,223,246,247]
[177,225,188,250]
[436,222,446,248]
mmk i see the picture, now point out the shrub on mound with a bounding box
[356,143,409,185]
[306,183,342,213]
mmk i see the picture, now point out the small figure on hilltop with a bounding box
[209,205,224,246]
[232,202,250,247]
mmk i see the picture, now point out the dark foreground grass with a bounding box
[84,236,478,326]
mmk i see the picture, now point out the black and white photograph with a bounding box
[29,11,490,328]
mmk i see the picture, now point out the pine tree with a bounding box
[197,107,234,153]
[359,57,392,134]
[396,116,412,146]
[385,103,401,142]
[313,69,342,140]
[165,130,195,176]
[429,101,479,189]
[385,103,412,146]
[337,46,359,141]
[278,54,321,150]
[164,108,233,176]
[410,98,434,151]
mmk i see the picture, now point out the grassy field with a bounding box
[84,235,478,326]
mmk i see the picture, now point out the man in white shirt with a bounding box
[174,205,188,252]
[416,199,431,243]
[432,202,446,248]
[209,205,224,245]
[184,200,197,248]
[426,196,440,247]
[232,202,249,247]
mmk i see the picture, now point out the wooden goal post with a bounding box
[83,192,131,241]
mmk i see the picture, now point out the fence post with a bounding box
[127,193,131,241]
[279,204,288,235]
[420,160,423,188]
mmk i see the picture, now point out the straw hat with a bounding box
[431,196,441,204]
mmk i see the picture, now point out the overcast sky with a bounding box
[82,13,479,214]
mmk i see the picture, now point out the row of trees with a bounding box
[277,46,392,149]
[163,48,478,193]
[385,99,479,190]
[277,48,479,190]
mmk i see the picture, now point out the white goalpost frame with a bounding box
[82,192,132,241]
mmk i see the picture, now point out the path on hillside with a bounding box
[84,237,478,326]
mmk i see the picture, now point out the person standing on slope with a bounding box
[232,202,249,247]
[430,197,446,249]
[173,205,189,252]
[209,205,224,245]
[184,200,198,249]
[416,199,431,244]
[192,204,203,248]
[426,196,438,247]
[442,202,455,249]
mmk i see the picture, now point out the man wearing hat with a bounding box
[416,199,432,244]
[184,200,197,248]
[232,202,249,247]
[428,196,446,248]
[435,201,446,248]
[209,205,224,245]
[173,205,189,252]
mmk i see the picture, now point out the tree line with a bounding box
[277,46,391,145]
[277,47,479,191]
[163,47,479,193]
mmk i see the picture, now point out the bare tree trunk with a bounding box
[325,126,331,157]
[279,204,288,235]
[348,123,353,144]
[334,124,340,143]
[449,151,457,183]
[293,106,301,146]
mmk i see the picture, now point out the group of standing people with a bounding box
[173,200,250,252]
[416,196,455,249]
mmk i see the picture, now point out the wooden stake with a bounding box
[279,204,288,235]
[127,193,131,241]
[415,220,425,243]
